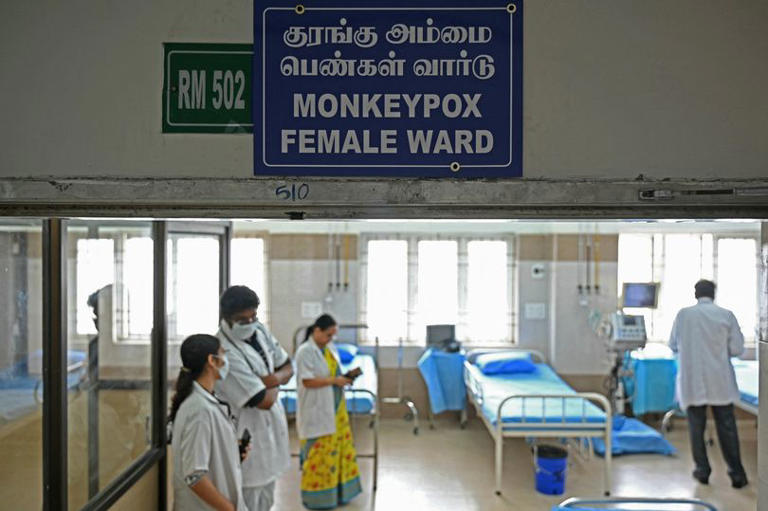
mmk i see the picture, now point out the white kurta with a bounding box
[669,297,745,410]
[295,340,341,440]
[215,320,291,488]
[171,382,246,511]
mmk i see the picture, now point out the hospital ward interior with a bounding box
[3,0,768,510]
[0,219,762,510]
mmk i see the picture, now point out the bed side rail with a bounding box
[279,387,378,415]
[463,361,485,407]
[497,392,612,429]
[558,497,717,510]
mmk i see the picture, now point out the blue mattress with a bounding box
[281,353,377,415]
[732,358,758,407]
[466,362,606,426]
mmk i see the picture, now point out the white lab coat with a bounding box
[669,297,745,410]
[215,320,291,488]
[171,382,247,511]
[295,340,341,439]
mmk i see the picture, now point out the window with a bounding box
[618,233,758,342]
[467,241,510,342]
[364,240,408,342]
[73,229,226,343]
[231,237,268,324]
[169,235,220,338]
[75,239,115,335]
[717,238,758,340]
[73,232,153,341]
[416,240,458,336]
[362,236,514,344]
[123,237,153,337]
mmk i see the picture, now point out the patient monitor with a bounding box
[610,313,647,351]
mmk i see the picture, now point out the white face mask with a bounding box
[231,321,258,340]
[215,354,230,380]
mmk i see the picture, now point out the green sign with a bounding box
[162,43,252,133]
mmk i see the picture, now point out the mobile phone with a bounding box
[344,368,363,380]
[239,429,251,457]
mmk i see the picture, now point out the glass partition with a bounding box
[0,220,43,510]
[66,221,154,509]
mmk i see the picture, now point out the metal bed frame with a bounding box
[735,398,759,416]
[285,324,381,492]
[557,497,717,510]
[463,348,613,497]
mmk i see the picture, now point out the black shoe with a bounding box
[731,477,748,489]
[692,471,709,485]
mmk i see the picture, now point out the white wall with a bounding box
[0,0,766,180]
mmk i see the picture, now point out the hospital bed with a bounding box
[463,349,612,497]
[732,358,758,416]
[662,357,758,434]
[281,325,380,491]
[555,497,717,510]
[0,349,87,424]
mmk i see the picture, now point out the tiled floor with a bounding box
[273,416,758,510]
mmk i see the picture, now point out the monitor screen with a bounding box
[622,283,659,308]
[426,324,455,346]
[622,315,638,326]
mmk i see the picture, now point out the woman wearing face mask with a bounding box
[169,334,247,511]
[294,314,362,509]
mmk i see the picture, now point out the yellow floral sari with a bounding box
[299,347,362,509]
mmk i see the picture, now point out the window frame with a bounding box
[618,230,760,344]
[359,232,516,345]
[229,233,271,329]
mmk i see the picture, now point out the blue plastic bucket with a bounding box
[534,445,568,495]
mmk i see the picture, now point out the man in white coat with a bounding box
[669,279,748,488]
[215,286,294,510]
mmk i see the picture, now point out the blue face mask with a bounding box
[231,321,258,340]
[215,354,230,380]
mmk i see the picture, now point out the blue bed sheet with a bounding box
[466,362,606,426]
[418,348,466,414]
[732,358,758,406]
[622,345,677,416]
[590,416,676,456]
[281,353,377,415]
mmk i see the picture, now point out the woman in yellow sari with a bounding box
[294,314,362,509]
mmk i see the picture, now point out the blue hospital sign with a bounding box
[254,1,523,178]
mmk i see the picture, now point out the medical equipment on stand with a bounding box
[606,313,647,414]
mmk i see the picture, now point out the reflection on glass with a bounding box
[67,222,153,509]
[0,220,43,510]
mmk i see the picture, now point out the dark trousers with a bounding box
[687,404,747,481]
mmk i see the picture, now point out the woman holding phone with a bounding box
[169,334,248,511]
[294,314,362,509]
